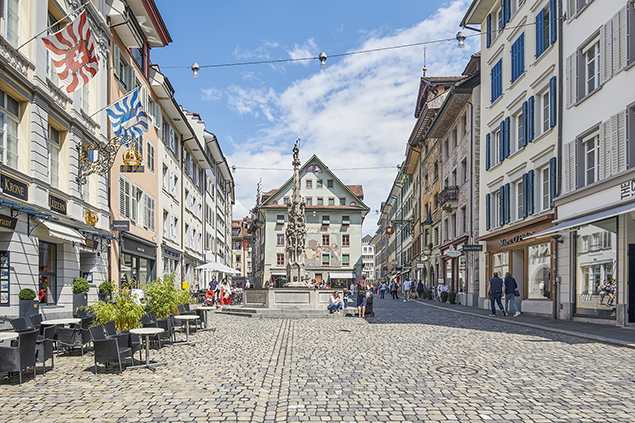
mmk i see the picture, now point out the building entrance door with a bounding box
[629,244,635,322]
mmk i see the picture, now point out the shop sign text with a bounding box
[48,194,67,215]
[0,213,17,230]
[1,174,28,201]
[499,232,534,247]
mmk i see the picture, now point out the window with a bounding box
[283,197,289,205]
[584,134,599,185]
[342,254,350,267]
[306,197,312,206]
[535,2,556,59]
[516,179,524,220]
[113,44,135,91]
[582,39,600,98]
[130,47,144,73]
[541,91,550,134]
[511,33,525,83]
[339,197,346,206]
[322,234,330,246]
[342,234,350,247]
[3,0,19,46]
[39,242,57,304]
[491,59,503,103]
[46,12,61,86]
[276,214,285,225]
[493,190,501,228]
[277,234,284,246]
[143,193,155,232]
[162,120,178,158]
[342,215,350,226]
[515,110,524,151]
[541,167,550,211]
[327,179,334,188]
[322,215,330,226]
[317,197,323,206]
[0,89,20,169]
[48,126,60,189]
[146,141,155,173]
[82,83,90,114]
[119,176,131,219]
[317,179,323,188]
[328,197,335,206]
[306,180,312,189]
[322,253,329,266]
[277,253,285,267]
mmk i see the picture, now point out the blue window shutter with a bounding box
[520,33,524,74]
[501,0,506,29]
[550,76,557,127]
[528,96,535,141]
[499,186,505,226]
[486,134,491,170]
[535,11,544,58]
[505,183,511,224]
[522,101,528,146]
[487,14,492,48]
[505,117,511,158]
[491,68,495,103]
[511,42,516,81]
[529,169,535,214]
[550,0,557,44]
[522,173,528,218]
[549,157,557,208]
[486,193,491,230]
[499,121,505,162]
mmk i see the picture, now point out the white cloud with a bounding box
[227,0,477,235]
[201,88,223,102]
[287,38,319,66]
[232,40,280,60]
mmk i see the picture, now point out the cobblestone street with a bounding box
[2,298,635,423]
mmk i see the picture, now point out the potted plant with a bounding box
[144,272,193,318]
[19,288,39,318]
[98,280,114,302]
[448,291,457,304]
[440,290,448,303]
[426,290,433,300]
[87,290,146,331]
[72,277,90,314]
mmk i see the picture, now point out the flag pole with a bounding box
[16,3,88,52]
[89,86,141,119]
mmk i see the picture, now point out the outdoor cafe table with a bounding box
[195,307,216,330]
[173,315,199,345]
[128,327,166,371]
[41,318,81,326]
[0,332,18,342]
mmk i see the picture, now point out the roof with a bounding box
[261,189,276,203]
[460,0,497,27]
[346,185,364,200]
[362,234,373,243]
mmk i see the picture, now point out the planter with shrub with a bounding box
[72,277,90,313]
[87,290,146,331]
[426,290,433,300]
[19,288,39,318]
[98,280,115,302]
[440,290,448,303]
[448,291,457,304]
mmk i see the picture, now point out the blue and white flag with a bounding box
[106,89,148,139]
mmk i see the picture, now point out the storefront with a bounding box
[480,215,556,316]
[328,271,356,288]
[120,234,157,288]
[440,237,468,293]
[162,247,181,277]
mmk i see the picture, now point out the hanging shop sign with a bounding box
[461,244,483,252]
[112,220,130,231]
[499,232,534,247]
[48,194,67,215]
[0,174,28,201]
[83,239,98,250]
[0,214,17,230]
[120,165,144,173]
[385,226,394,235]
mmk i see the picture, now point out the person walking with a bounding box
[356,275,369,318]
[390,280,398,299]
[416,280,424,300]
[403,279,411,302]
[503,272,521,317]
[488,272,506,316]
[379,281,386,299]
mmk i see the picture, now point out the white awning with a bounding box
[41,220,85,244]
[195,261,241,274]
[270,271,287,276]
[529,202,635,239]
[329,272,356,279]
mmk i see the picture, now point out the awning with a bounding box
[530,202,635,239]
[195,261,241,274]
[329,271,356,279]
[270,271,287,276]
[41,220,85,243]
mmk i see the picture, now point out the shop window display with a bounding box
[527,243,550,299]
[492,252,508,282]
[575,217,617,318]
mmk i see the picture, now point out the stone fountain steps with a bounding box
[215,306,355,319]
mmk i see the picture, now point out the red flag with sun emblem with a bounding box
[42,11,99,94]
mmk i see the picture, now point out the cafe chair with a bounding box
[56,325,89,356]
[156,318,174,347]
[35,325,56,373]
[0,329,38,384]
[89,325,132,374]
[29,314,43,332]
[103,321,117,337]
[10,317,34,332]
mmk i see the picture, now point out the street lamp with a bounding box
[191,62,200,78]
[319,52,327,68]
[456,30,467,49]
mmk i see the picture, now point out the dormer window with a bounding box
[276,215,285,225]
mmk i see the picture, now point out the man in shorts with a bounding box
[356,275,369,318]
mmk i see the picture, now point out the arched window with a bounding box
[272,201,278,205]
[306,164,323,174]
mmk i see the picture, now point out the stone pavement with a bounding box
[2,298,635,423]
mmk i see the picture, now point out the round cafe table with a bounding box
[195,307,217,331]
[41,318,81,326]
[0,332,18,342]
[174,315,199,345]
[128,327,166,371]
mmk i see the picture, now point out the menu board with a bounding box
[0,252,8,305]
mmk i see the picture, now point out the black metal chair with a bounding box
[117,330,143,362]
[36,325,56,373]
[89,325,133,374]
[103,321,117,337]
[10,317,34,332]
[56,324,89,356]
[177,305,198,332]
[0,329,38,384]
[29,314,43,331]
[156,317,174,347]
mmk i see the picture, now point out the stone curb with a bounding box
[413,299,635,350]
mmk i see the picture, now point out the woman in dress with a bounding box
[220,279,233,306]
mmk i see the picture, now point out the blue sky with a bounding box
[152,0,478,235]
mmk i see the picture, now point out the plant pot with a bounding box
[449,297,456,304]
[73,292,88,313]
[441,296,447,303]
[98,293,113,302]
[20,299,39,319]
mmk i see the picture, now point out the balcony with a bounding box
[439,186,459,212]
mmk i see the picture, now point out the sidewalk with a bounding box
[413,297,635,349]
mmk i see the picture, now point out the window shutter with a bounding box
[169,214,175,240]
[613,111,627,173]
[549,76,557,127]
[119,177,126,218]
[565,53,577,107]
[599,120,612,180]
[528,169,535,215]
[613,7,628,73]
[485,134,492,171]
[563,141,576,193]
[567,0,576,21]
[499,121,505,162]
[528,96,535,141]
[522,173,528,218]
[535,11,544,58]
[487,14,492,48]
[113,44,121,80]
[550,0,557,44]
[486,193,491,230]
[501,0,507,29]
[505,183,511,224]
[519,32,525,75]
[131,185,140,223]
[600,20,613,84]
[522,101,528,146]
[505,116,511,158]
[549,157,557,207]
[500,186,505,226]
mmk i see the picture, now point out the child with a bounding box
[342,288,349,309]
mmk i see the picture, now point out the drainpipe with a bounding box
[554,0,564,320]
[106,21,112,285]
